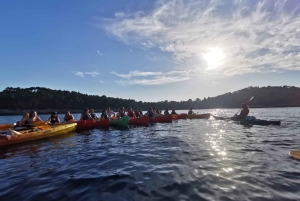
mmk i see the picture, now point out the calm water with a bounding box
[0,108,300,201]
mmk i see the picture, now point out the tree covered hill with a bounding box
[0,86,299,113]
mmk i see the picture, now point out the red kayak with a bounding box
[76,120,86,131]
[129,116,149,126]
[94,119,109,129]
[172,113,188,119]
[85,119,95,129]
[149,115,172,123]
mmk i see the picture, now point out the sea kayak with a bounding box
[0,123,77,146]
[129,116,149,126]
[187,113,211,119]
[109,117,129,127]
[211,115,281,126]
[94,119,109,129]
[75,120,86,131]
[172,113,188,119]
[149,115,172,123]
[85,119,95,129]
[234,119,281,126]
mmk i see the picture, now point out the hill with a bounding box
[0,86,299,115]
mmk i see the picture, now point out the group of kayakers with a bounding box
[13,103,250,127]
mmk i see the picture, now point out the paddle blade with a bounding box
[248,96,254,102]
[290,150,300,160]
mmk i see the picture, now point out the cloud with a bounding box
[74,71,101,78]
[75,71,85,78]
[101,0,300,76]
[85,71,100,77]
[111,70,193,85]
[116,75,190,85]
[97,50,103,56]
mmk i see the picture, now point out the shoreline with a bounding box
[0,106,298,116]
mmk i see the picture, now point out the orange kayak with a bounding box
[129,116,149,126]
[94,119,109,129]
[149,115,172,123]
[187,113,210,119]
[172,113,188,119]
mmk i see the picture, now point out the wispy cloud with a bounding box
[102,0,300,76]
[97,50,103,56]
[75,71,101,78]
[75,71,85,78]
[111,70,193,85]
[116,76,190,85]
[85,71,100,77]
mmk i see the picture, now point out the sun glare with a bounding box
[203,48,225,69]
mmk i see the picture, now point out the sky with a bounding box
[1,0,300,102]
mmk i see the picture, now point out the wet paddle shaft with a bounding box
[234,96,254,116]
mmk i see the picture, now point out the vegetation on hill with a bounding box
[0,86,299,114]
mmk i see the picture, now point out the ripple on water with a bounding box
[1,108,300,200]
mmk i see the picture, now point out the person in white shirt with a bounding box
[106,107,115,117]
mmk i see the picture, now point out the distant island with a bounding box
[0,86,299,115]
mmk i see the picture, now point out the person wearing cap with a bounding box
[47,112,60,124]
[235,103,249,119]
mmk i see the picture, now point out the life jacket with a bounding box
[238,108,250,119]
[64,115,73,122]
[117,112,125,118]
[134,111,140,117]
[81,113,90,120]
[90,113,98,120]
[127,111,134,117]
[148,111,154,117]
[101,114,108,119]
[171,111,177,115]
[188,111,193,115]
[50,117,59,124]
[164,111,170,115]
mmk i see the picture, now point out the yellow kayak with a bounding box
[0,123,77,146]
[290,150,300,160]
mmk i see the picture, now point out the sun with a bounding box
[203,47,225,69]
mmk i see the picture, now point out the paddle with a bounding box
[234,96,254,116]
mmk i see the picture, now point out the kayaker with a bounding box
[80,108,93,120]
[164,109,170,115]
[138,108,143,116]
[134,108,141,117]
[146,108,156,117]
[188,108,195,115]
[90,109,98,120]
[47,112,60,124]
[235,103,250,119]
[156,109,161,115]
[100,110,108,119]
[116,107,126,118]
[15,112,29,126]
[127,108,136,118]
[106,107,115,117]
[20,111,43,125]
[63,111,74,122]
[171,108,177,115]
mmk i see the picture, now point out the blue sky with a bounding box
[1,0,300,102]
